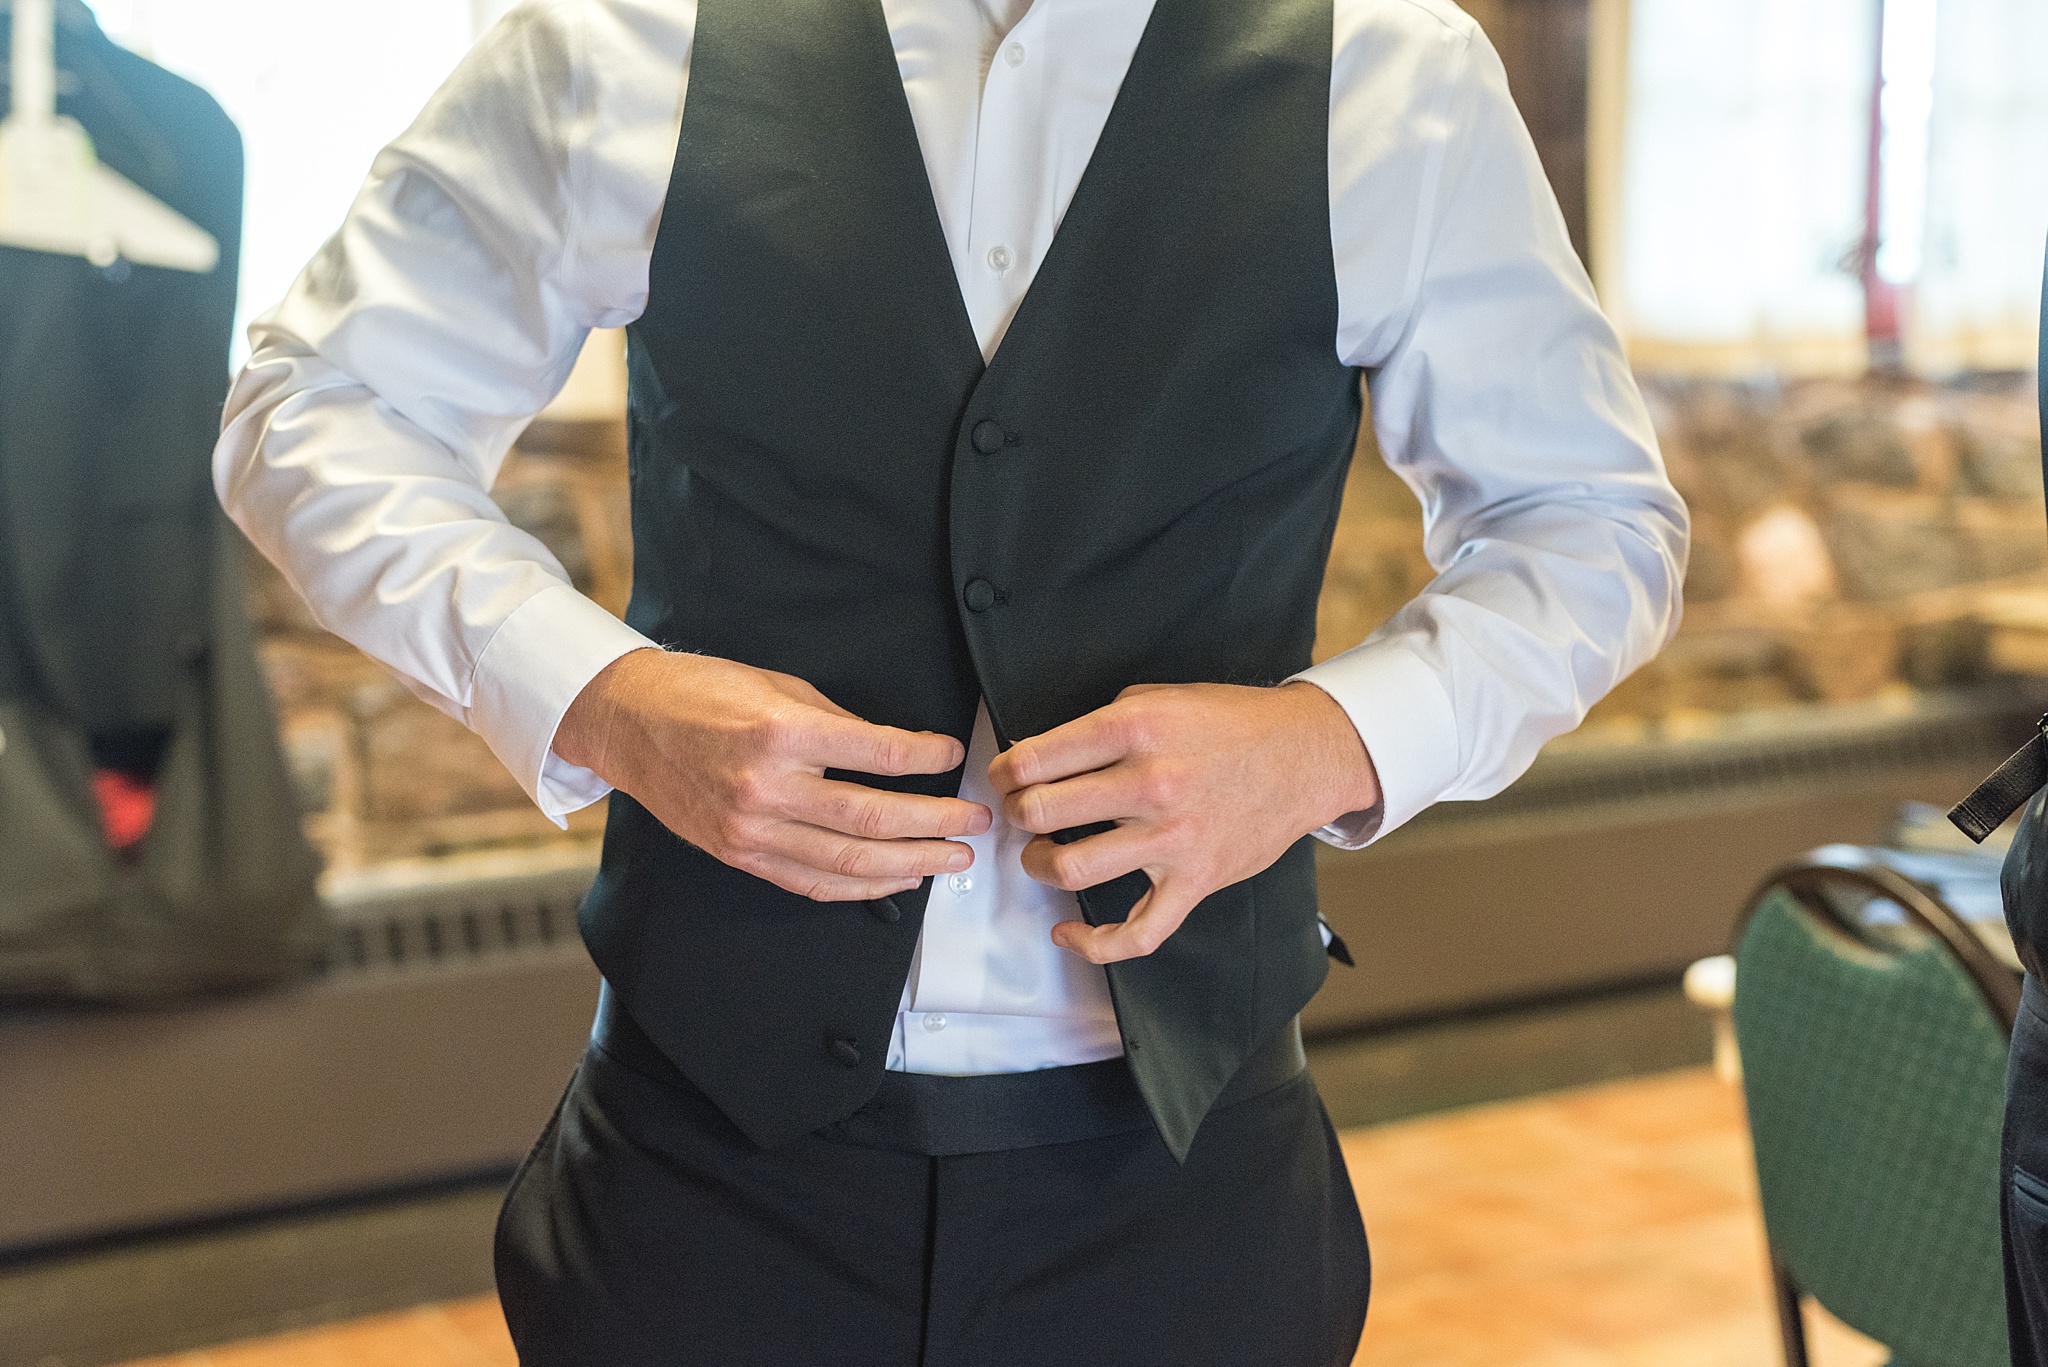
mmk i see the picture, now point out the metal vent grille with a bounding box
[1423,687,2042,827]
[320,859,597,975]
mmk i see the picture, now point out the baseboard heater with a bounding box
[0,854,603,1254]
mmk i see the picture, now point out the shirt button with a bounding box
[987,244,1012,272]
[971,419,1007,454]
[1004,42,1026,67]
[922,1013,948,1033]
[948,872,974,896]
[963,579,997,613]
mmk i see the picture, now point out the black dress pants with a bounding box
[495,1011,1370,1366]
[2006,974,2048,1365]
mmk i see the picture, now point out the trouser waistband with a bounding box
[590,984,1306,1157]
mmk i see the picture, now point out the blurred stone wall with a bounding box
[250,419,630,875]
[255,374,2044,875]
[1608,374,2044,732]
[1313,373,2045,740]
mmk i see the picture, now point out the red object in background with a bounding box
[1862,25,1903,360]
[1861,0,1907,371]
[92,770,158,850]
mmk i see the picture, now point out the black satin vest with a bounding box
[586,0,1362,1159]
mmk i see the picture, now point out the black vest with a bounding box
[588,0,1362,1159]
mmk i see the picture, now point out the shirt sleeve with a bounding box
[1298,4,1690,848]
[213,0,694,822]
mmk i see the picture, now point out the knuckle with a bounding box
[715,811,757,851]
[943,801,978,837]
[851,794,891,838]
[1049,849,1088,891]
[1005,744,1039,787]
[831,842,876,878]
[730,765,775,813]
[1015,791,1050,833]
[755,711,805,757]
[872,734,911,773]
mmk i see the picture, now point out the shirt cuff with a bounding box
[1291,640,1461,849]
[467,582,659,825]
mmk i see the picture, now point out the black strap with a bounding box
[1947,236,2048,844]
[1950,728,2048,842]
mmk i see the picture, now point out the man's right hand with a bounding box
[553,649,989,902]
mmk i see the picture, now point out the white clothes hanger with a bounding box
[0,0,218,273]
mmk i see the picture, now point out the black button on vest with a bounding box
[868,895,903,924]
[589,0,1359,1160]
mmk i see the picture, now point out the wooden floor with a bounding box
[1345,1069,1884,1366]
[121,1068,1885,1367]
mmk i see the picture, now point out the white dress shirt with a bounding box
[214,0,1689,1076]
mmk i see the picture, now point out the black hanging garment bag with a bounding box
[0,1,323,1001]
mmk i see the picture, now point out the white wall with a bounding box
[87,0,478,366]
[1615,0,1877,375]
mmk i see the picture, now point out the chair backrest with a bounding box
[1735,853,2011,1367]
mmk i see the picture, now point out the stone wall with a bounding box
[1599,374,2045,735]
[255,376,2045,874]
[250,419,631,874]
[1315,373,2045,743]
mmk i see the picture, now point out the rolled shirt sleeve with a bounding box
[1299,2,1689,848]
[213,0,693,822]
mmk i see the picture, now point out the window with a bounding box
[1914,0,2048,372]
[1609,0,2048,377]
[86,0,487,362]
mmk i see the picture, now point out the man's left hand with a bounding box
[986,682,1380,965]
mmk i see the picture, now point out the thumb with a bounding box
[1052,874,1202,963]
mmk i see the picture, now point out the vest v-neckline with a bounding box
[856,0,1176,377]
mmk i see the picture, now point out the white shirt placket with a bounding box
[957,1,1050,358]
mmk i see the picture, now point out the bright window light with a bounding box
[83,0,479,366]
[1619,0,1878,364]
[1876,0,1939,285]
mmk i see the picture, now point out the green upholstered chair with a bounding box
[1734,846,2020,1367]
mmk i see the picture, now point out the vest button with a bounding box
[829,1037,863,1069]
[869,895,903,923]
[971,420,1007,454]
[963,579,998,613]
